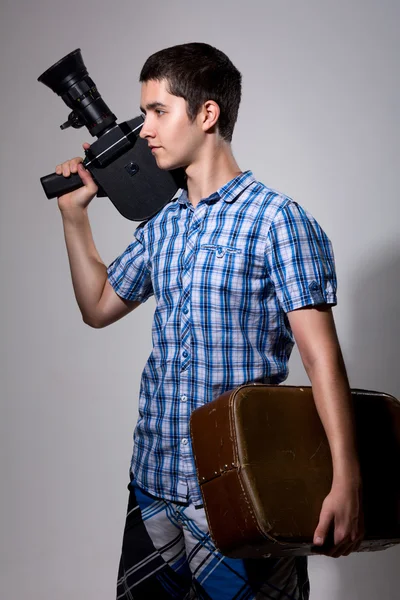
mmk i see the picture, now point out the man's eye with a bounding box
[156,109,165,116]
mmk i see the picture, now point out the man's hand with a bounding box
[313,477,364,557]
[55,143,98,212]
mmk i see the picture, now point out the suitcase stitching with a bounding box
[229,386,278,546]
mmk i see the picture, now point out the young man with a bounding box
[56,43,363,600]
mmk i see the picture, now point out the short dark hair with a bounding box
[139,42,242,142]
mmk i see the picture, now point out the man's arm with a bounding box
[56,150,139,328]
[287,304,364,557]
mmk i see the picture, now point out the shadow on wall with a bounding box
[336,246,400,599]
[347,245,399,396]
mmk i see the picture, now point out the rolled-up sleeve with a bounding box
[265,201,337,313]
[107,223,153,303]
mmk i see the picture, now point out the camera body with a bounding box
[38,49,185,221]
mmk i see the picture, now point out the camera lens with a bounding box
[38,49,117,137]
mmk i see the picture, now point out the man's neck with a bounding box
[184,141,242,208]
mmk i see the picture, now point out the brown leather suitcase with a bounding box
[190,384,400,557]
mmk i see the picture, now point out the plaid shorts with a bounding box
[116,480,310,600]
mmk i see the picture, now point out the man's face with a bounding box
[139,79,203,170]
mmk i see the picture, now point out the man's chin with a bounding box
[155,157,186,172]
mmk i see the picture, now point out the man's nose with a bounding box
[139,116,155,139]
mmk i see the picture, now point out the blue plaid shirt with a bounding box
[107,171,337,505]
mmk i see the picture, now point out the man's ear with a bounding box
[199,100,220,133]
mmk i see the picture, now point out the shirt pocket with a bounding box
[192,243,254,312]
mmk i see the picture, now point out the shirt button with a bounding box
[180,395,187,402]
[182,350,188,358]
[182,438,188,445]
[183,306,189,314]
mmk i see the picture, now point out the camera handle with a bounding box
[41,170,84,199]
[40,160,106,199]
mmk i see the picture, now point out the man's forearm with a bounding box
[288,307,361,484]
[61,207,108,324]
[306,352,361,483]
[289,307,364,552]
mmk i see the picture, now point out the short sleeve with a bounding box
[265,201,337,312]
[107,223,153,303]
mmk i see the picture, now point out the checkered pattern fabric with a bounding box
[116,480,310,599]
[107,171,337,505]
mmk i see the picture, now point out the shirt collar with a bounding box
[177,170,256,207]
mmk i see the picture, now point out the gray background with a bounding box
[1,0,399,598]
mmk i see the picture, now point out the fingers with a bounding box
[55,141,90,177]
[340,542,357,557]
[76,162,96,192]
[328,537,352,558]
[313,515,364,558]
[313,510,332,547]
[329,533,363,558]
[343,529,364,555]
[54,152,98,207]
[55,157,84,178]
[330,518,364,557]
[313,486,364,559]
[315,526,364,558]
